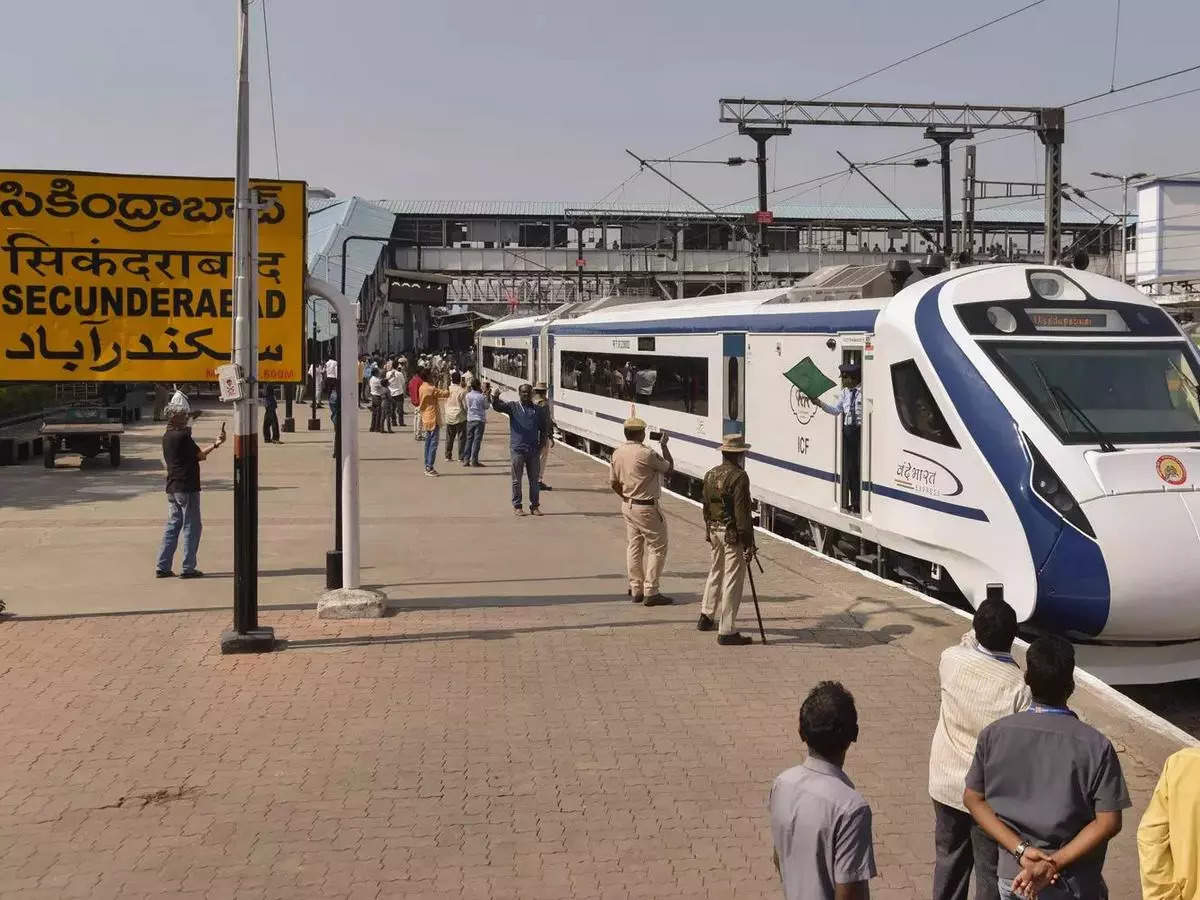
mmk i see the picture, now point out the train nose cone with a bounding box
[1082,492,1200,641]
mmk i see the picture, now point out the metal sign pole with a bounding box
[222,0,274,653]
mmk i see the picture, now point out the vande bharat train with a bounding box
[477,263,1200,682]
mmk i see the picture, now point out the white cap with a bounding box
[165,389,190,417]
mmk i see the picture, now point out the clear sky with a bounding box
[2,0,1197,212]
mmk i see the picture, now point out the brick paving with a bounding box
[0,405,1187,897]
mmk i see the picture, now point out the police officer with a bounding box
[533,382,555,492]
[699,434,755,645]
[610,414,674,605]
[816,362,863,513]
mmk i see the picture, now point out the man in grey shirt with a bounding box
[964,636,1130,899]
[770,681,876,900]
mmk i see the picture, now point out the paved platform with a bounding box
[0,403,1189,898]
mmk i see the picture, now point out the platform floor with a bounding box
[0,403,1189,898]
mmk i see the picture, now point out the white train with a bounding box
[477,265,1200,682]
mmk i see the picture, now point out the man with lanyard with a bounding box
[928,599,1030,900]
[964,635,1130,899]
[815,362,863,513]
[609,414,673,605]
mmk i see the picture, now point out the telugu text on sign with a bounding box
[0,170,306,382]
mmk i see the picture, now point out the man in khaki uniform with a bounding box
[699,434,756,645]
[610,414,674,605]
[533,382,555,491]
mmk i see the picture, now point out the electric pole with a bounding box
[1091,170,1149,282]
[221,0,273,653]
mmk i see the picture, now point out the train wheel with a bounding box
[109,436,121,468]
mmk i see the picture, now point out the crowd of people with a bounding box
[152,352,1198,900]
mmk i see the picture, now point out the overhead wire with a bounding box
[811,0,1051,100]
[261,0,281,179]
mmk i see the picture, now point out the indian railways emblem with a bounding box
[1156,454,1188,486]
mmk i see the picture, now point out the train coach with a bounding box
[478,264,1200,681]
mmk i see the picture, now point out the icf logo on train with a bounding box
[1156,454,1188,486]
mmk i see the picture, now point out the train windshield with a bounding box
[984,342,1200,445]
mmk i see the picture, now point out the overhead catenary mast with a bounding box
[221,0,274,653]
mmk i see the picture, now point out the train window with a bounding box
[891,360,959,448]
[482,346,529,378]
[560,350,708,416]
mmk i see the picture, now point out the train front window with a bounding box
[984,342,1200,445]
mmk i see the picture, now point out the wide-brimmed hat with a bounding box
[533,382,547,393]
[720,434,750,453]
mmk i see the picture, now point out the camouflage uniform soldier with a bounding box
[699,434,756,645]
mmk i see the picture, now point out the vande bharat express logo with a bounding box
[789,386,818,425]
[894,449,963,498]
[1156,454,1188,486]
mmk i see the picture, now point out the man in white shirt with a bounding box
[929,598,1031,900]
[368,368,387,433]
[324,356,339,400]
[443,373,469,462]
[387,362,406,429]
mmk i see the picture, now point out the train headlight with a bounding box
[1025,436,1096,539]
[986,306,1019,333]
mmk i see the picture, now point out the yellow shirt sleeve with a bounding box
[1138,756,1181,900]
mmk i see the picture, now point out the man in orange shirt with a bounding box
[415,369,450,476]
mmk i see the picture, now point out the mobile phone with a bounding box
[649,429,662,441]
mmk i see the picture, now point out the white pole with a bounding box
[306,276,360,590]
[1121,177,1129,283]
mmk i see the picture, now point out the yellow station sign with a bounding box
[0,170,306,382]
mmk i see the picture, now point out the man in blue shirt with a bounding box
[492,383,549,516]
[816,362,863,513]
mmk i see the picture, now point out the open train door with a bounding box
[834,331,867,516]
[722,333,746,436]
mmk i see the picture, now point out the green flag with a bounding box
[784,357,836,400]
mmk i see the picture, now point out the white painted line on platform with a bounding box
[557,439,1199,749]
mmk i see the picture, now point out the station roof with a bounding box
[375,198,1097,226]
[306,196,395,340]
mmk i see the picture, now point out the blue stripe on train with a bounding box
[912,279,1109,635]
[554,400,989,521]
[550,309,880,336]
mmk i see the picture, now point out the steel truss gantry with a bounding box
[719,98,1065,264]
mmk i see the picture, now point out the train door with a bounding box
[722,333,746,435]
[835,333,866,515]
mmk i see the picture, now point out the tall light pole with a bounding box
[222,0,273,653]
[1090,170,1148,282]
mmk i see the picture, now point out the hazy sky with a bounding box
[3,0,1197,212]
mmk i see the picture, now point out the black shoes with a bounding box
[180,570,205,579]
[155,570,175,578]
[697,614,715,631]
[538,482,552,491]
[632,593,644,604]
[717,632,753,646]
[642,594,674,607]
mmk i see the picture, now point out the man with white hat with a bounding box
[699,434,755,645]
[609,412,674,605]
[155,391,225,579]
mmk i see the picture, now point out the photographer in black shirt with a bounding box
[156,394,226,579]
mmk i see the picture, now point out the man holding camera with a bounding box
[610,414,674,605]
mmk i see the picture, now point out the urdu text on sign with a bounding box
[0,170,306,382]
